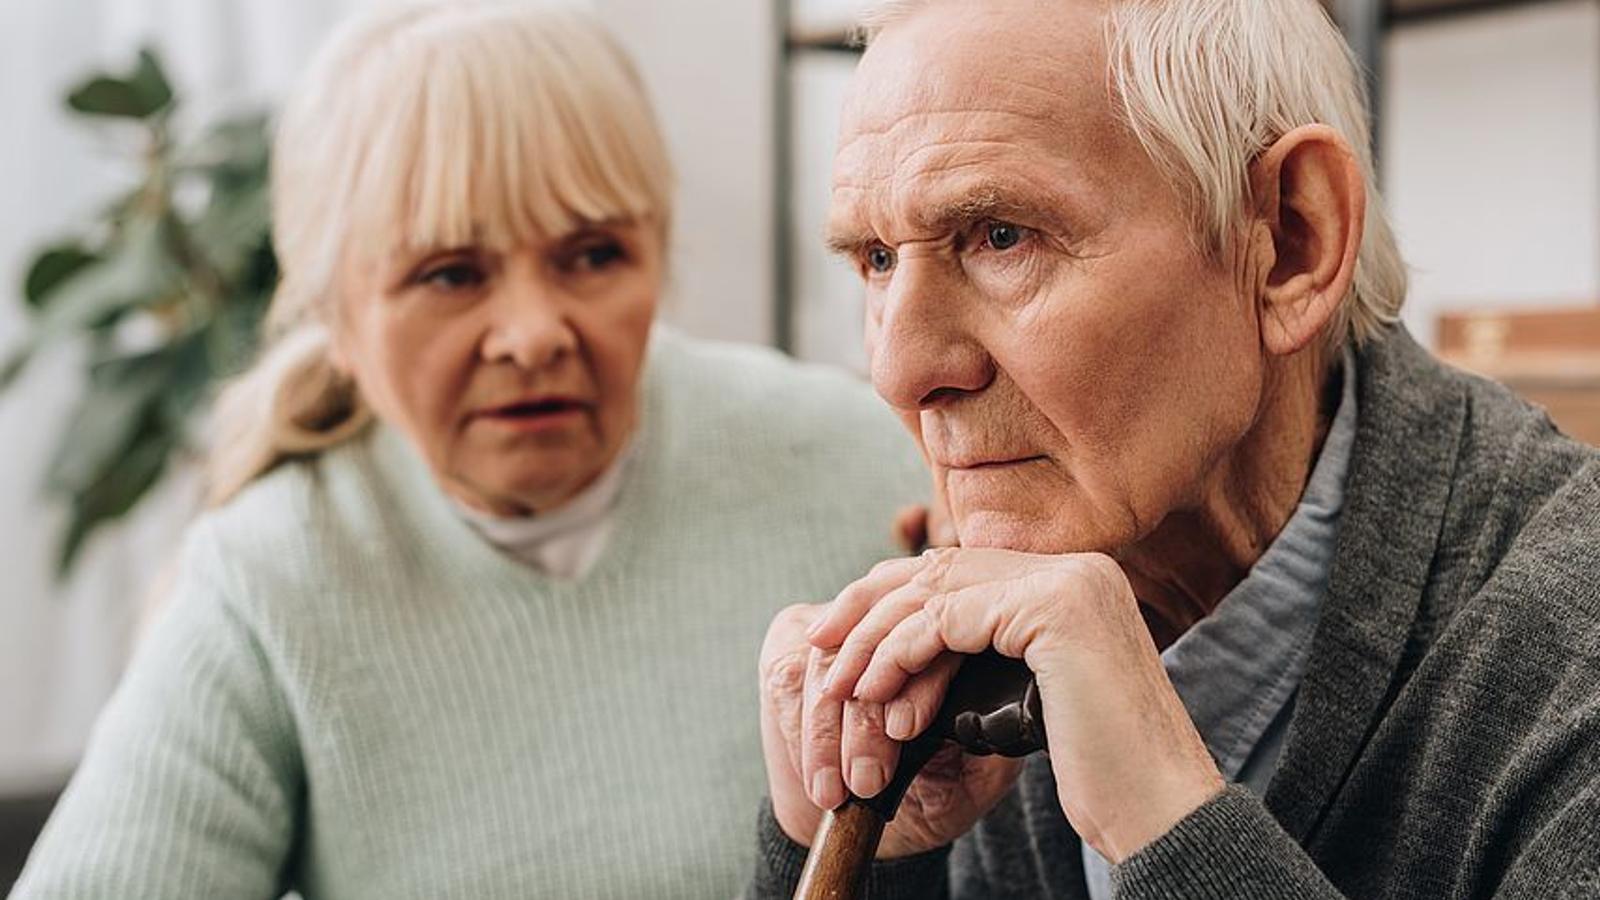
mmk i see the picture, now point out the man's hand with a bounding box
[762,548,1225,863]
[759,584,1020,858]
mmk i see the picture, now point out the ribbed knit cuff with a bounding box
[1109,784,1342,900]
[750,798,954,900]
[750,798,809,898]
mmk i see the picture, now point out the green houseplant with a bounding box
[1,49,275,576]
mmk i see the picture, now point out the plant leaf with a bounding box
[187,113,270,182]
[45,346,179,497]
[55,417,177,578]
[192,182,271,279]
[66,47,175,120]
[14,216,183,368]
[0,350,31,391]
[24,244,100,309]
[131,49,175,114]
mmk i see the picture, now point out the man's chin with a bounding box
[952,509,1089,555]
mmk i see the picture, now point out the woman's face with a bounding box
[333,220,663,516]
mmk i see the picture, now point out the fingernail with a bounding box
[811,767,843,809]
[822,666,843,697]
[850,758,888,798]
[885,699,916,740]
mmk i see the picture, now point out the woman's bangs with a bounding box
[356,15,669,256]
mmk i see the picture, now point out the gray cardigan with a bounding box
[750,326,1600,899]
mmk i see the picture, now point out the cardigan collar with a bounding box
[1263,325,1468,844]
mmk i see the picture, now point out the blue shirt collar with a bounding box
[1159,349,1360,779]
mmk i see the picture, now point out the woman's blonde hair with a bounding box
[861,0,1407,348]
[207,0,675,506]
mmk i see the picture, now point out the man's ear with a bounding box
[1249,124,1366,356]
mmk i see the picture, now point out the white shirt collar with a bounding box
[453,440,635,579]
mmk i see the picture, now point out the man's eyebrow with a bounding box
[917,186,1042,231]
[824,183,1065,256]
[824,224,875,258]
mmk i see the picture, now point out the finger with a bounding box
[800,647,847,810]
[883,652,963,741]
[762,648,809,779]
[759,604,825,781]
[808,556,924,650]
[855,580,1035,703]
[820,576,933,701]
[840,698,899,799]
[852,607,946,704]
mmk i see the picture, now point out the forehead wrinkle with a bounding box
[895,138,1027,176]
[837,106,1059,164]
[836,117,1062,221]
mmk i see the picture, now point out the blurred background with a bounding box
[1,0,1597,886]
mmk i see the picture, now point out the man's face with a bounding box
[830,0,1269,554]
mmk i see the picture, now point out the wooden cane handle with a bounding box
[793,801,885,900]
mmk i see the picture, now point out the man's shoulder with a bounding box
[1434,373,1600,665]
[1449,366,1600,597]
[1478,452,1600,614]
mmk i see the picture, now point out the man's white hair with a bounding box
[861,0,1407,347]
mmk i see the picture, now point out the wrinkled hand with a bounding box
[760,548,1223,863]
[759,587,1020,858]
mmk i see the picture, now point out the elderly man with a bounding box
[748,0,1600,897]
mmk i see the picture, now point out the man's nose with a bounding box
[869,261,994,410]
[479,277,578,371]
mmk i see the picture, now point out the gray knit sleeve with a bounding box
[1110,785,1344,900]
[750,799,953,900]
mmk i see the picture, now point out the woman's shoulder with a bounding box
[642,326,928,505]
[187,426,429,598]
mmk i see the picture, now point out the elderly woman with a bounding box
[752,1,1600,898]
[12,3,927,898]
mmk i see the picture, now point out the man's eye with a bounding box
[865,245,897,274]
[985,222,1025,251]
[419,262,486,289]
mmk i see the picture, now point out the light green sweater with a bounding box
[14,330,928,899]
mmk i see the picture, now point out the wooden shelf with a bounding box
[1437,307,1600,445]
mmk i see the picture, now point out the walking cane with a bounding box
[792,650,1048,900]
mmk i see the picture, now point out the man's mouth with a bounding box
[945,454,1048,471]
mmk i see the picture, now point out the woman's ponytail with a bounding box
[204,323,371,507]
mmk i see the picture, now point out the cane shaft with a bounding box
[793,802,885,900]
